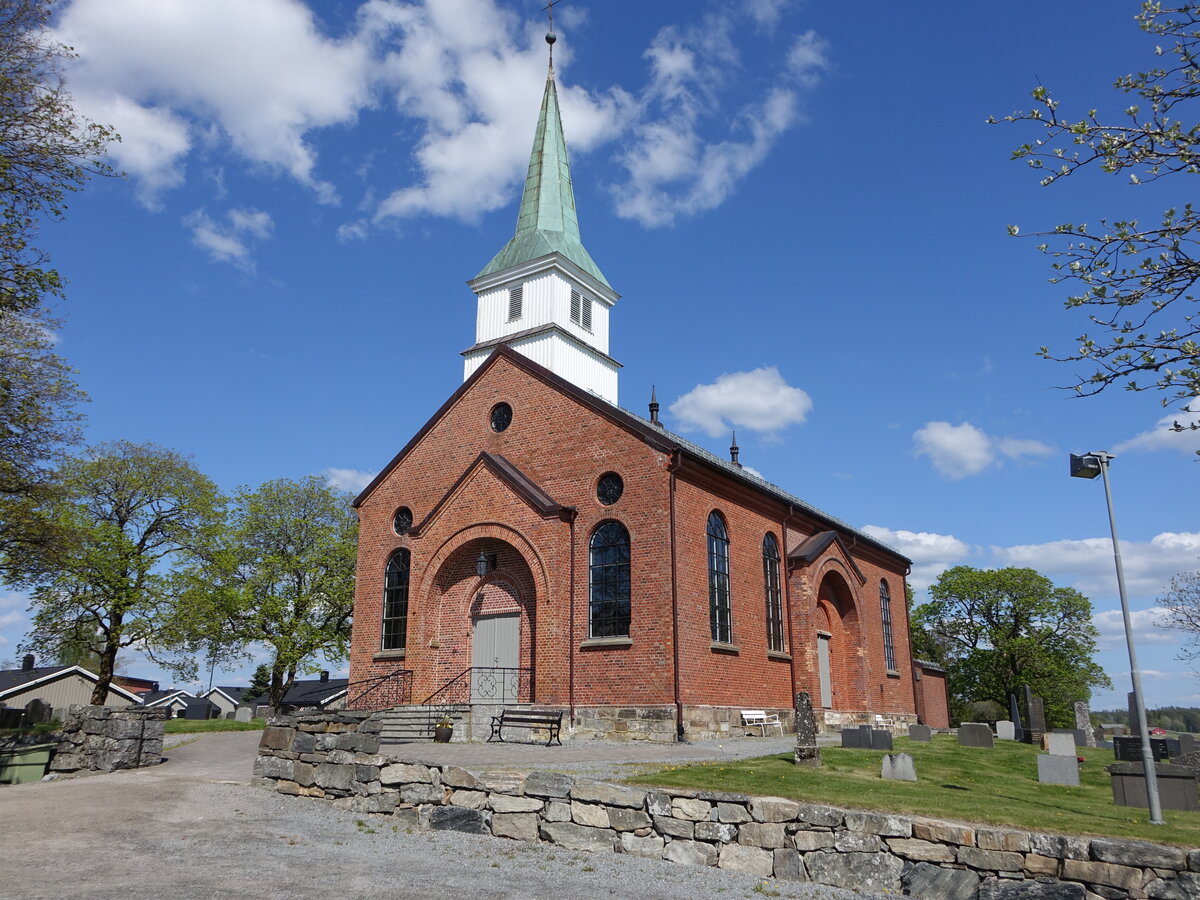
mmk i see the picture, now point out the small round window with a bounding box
[393,507,413,536]
[597,472,624,506]
[490,402,512,433]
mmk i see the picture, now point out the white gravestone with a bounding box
[995,720,1015,741]
[1044,731,1077,756]
[881,752,917,782]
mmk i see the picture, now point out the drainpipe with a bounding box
[782,504,798,712]
[669,451,684,742]
[569,513,576,725]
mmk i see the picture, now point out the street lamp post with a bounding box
[1069,451,1163,825]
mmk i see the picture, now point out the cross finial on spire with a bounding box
[542,0,561,72]
[649,385,661,426]
[730,431,741,467]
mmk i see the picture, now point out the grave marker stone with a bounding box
[23,698,52,725]
[1044,732,1077,756]
[793,691,820,767]
[1023,686,1047,747]
[841,727,867,749]
[1073,700,1096,748]
[1127,691,1141,734]
[1037,754,1080,787]
[1009,693,1025,743]
[882,752,917,781]
[957,723,994,748]
[907,724,932,742]
[870,729,893,751]
[1178,733,1196,757]
[995,720,1015,741]
[235,707,253,723]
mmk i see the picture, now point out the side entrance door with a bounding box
[472,613,520,703]
[817,633,832,708]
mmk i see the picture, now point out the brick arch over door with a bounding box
[421,536,539,700]
[815,568,866,712]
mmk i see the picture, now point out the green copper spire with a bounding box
[476,71,610,288]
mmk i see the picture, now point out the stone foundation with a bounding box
[257,711,1197,899]
[49,705,167,773]
[818,709,918,734]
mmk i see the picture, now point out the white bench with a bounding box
[741,709,783,736]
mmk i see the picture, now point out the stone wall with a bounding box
[255,711,1198,900]
[49,705,168,773]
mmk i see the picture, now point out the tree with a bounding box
[0,304,86,577]
[177,476,357,715]
[912,566,1111,726]
[1157,564,1200,660]
[13,441,223,704]
[998,3,1200,425]
[244,662,272,704]
[1,0,118,317]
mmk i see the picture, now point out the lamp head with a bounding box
[1069,453,1103,479]
[476,551,489,578]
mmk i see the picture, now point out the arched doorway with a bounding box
[815,570,865,711]
[428,538,537,704]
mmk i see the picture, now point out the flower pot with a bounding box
[433,724,453,743]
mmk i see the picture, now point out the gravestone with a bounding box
[1044,732,1077,756]
[1127,691,1141,733]
[908,724,932,742]
[1178,733,1196,757]
[995,720,1015,741]
[958,723,994,749]
[882,752,917,782]
[1023,686,1047,747]
[841,726,868,749]
[1009,693,1025,743]
[870,729,894,751]
[1114,735,1171,762]
[1073,700,1096,747]
[1037,753,1080,787]
[235,707,253,723]
[23,698,52,725]
[1108,762,1200,811]
[793,691,820,767]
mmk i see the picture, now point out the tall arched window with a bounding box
[707,512,732,643]
[763,533,784,652]
[589,521,630,637]
[382,550,410,651]
[880,578,896,671]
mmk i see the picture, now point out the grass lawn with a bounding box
[628,735,1200,847]
[163,718,266,734]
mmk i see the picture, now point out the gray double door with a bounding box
[471,613,520,703]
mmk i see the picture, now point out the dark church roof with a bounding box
[355,345,910,568]
[280,677,348,707]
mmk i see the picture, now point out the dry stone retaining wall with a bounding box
[49,705,167,773]
[255,712,1198,900]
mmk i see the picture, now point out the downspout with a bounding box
[782,504,798,711]
[568,513,576,725]
[669,451,684,742]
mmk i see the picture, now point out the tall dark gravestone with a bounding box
[793,692,821,767]
[1127,691,1141,733]
[1022,685,1046,746]
[1009,693,1025,743]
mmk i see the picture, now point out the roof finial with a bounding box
[649,385,661,426]
[730,431,741,468]
[542,0,560,73]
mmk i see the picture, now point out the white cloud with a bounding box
[1092,607,1181,650]
[323,467,375,493]
[0,611,23,629]
[1113,400,1200,456]
[184,207,274,270]
[0,592,27,611]
[913,421,1055,479]
[57,0,373,204]
[993,531,1200,599]
[860,526,971,591]
[614,19,827,227]
[746,0,790,30]
[670,366,812,438]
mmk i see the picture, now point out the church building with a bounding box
[348,43,921,741]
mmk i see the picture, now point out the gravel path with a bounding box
[0,732,890,900]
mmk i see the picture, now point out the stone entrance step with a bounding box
[377,704,469,741]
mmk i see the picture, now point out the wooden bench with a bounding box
[488,708,563,746]
[741,709,783,736]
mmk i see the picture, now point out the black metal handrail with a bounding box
[345,667,414,711]
[421,666,533,710]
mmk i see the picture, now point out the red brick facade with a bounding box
[912,660,951,729]
[348,347,918,739]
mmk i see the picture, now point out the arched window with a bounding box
[763,533,784,653]
[382,550,410,651]
[589,521,631,637]
[707,512,732,643]
[880,579,896,671]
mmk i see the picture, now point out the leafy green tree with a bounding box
[1157,564,1200,661]
[0,0,117,316]
[13,441,223,704]
[244,662,271,704]
[912,566,1111,726]
[176,476,357,714]
[997,3,1200,426]
[0,304,86,577]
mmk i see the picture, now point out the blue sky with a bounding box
[2,0,1198,709]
